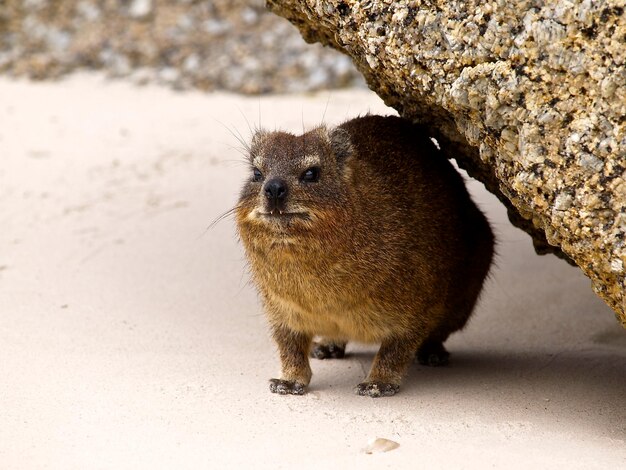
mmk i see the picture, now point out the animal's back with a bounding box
[335,116,494,359]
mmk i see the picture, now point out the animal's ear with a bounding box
[249,129,268,161]
[329,127,353,165]
[250,129,267,150]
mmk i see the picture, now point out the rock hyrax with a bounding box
[236,115,494,397]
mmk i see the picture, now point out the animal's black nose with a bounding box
[264,178,288,214]
[264,179,288,201]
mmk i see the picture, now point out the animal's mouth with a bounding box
[258,211,309,220]
[255,210,312,232]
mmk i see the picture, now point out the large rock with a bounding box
[267,0,626,326]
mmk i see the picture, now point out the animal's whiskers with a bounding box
[214,119,251,155]
[201,205,239,238]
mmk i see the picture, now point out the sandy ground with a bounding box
[0,75,624,469]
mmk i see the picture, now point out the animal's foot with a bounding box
[355,381,400,398]
[269,379,307,395]
[310,341,346,359]
[417,342,450,367]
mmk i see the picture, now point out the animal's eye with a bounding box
[300,167,320,183]
[252,167,263,182]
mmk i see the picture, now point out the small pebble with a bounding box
[363,437,400,454]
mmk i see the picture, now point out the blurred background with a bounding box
[0,0,364,93]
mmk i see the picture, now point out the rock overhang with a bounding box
[267,0,626,326]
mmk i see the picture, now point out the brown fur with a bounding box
[236,115,494,397]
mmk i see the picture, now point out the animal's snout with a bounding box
[264,178,288,213]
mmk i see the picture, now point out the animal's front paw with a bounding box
[269,379,307,395]
[355,381,400,398]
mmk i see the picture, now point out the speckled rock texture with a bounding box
[267,0,626,327]
[0,0,361,92]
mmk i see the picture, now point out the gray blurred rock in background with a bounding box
[0,0,363,93]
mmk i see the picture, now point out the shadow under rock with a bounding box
[407,348,626,437]
[310,344,625,439]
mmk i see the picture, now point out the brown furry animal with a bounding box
[236,115,494,397]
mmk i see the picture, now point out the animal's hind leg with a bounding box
[310,338,347,359]
[416,338,450,367]
[417,290,478,367]
[418,212,494,368]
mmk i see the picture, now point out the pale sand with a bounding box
[0,74,624,469]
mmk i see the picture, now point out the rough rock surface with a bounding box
[267,0,626,326]
[0,0,362,93]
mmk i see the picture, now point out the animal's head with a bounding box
[236,125,353,246]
